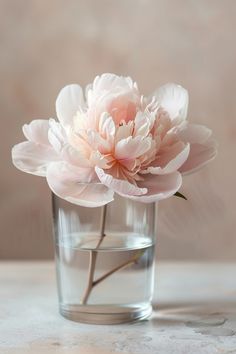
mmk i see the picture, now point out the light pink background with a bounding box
[1,0,235,259]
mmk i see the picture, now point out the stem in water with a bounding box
[81,204,107,304]
[92,250,143,287]
[81,205,144,305]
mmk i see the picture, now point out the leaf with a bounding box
[174,191,187,200]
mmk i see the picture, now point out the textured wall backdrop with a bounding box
[0,0,235,259]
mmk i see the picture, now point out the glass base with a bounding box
[59,303,152,324]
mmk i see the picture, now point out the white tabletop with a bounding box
[1,262,236,354]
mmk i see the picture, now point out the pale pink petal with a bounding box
[48,118,67,152]
[56,84,85,127]
[92,73,134,93]
[153,83,188,120]
[12,142,59,176]
[115,136,152,160]
[48,119,91,167]
[108,95,137,124]
[61,144,92,167]
[68,130,92,158]
[87,130,112,154]
[90,151,114,169]
[176,123,217,174]
[144,140,186,169]
[22,119,50,146]
[47,162,114,207]
[134,112,151,137]
[115,122,133,143]
[118,158,138,171]
[177,123,212,144]
[179,139,217,174]
[124,172,182,203]
[95,167,147,196]
[88,74,140,125]
[85,83,92,101]
[98,112,115,138]
[141,143,190,175]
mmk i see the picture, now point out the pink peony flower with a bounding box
[12,73,217,207]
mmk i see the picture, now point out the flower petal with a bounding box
[176,123,217,174]
[179,139,217,174]
[98,112,115,138]
[125,172,182,203]
[48,118,67,152]
[115,136,152,160]
[47,162,114,207]
[12,141,59,176]
[134,112,151,137]
[22,119,50,146]
[177,123,212,144]
[56,84,85,127]
[95,167,147,196]
[92,73,134,93]
[115,122,133,143]
[153,83,189,120]
[142,143,190,175]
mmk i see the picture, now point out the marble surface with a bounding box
[0,262,236,354]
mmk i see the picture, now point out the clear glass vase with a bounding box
[52,193,157,324]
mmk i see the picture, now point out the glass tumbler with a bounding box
[52,193,157,324]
